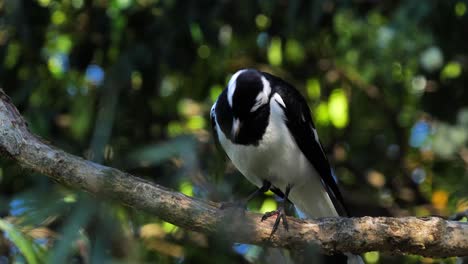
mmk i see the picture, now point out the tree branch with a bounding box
[0,89,467,258]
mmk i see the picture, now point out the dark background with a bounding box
[0,0,467,263]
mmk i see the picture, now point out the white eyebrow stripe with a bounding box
[227,70,246,107]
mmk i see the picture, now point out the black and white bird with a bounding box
[210,69,363,264]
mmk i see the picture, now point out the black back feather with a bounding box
[262,72,349,216]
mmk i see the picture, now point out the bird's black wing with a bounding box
[262,72,349,216]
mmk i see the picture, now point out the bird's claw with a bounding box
[261,210,278,221]
[261,207,289,236]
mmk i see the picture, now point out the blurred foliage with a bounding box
[0,0,467,263]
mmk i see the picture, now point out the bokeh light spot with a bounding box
[328,89,349,128]
[63,194,77,203]
[441,61,462,79]
[38,0,51,7]
[306,78,321,100]
[364,251,379,263]
[179,181,194,197]
[162,221,178,233]
[411,75,427,94]
[411,167,426,184]
[455,2,467,17]
[72,0,84,9]
[255,14,270,30]
[256,32,269,48]
[410,120,430,148]
[315,102,330,125]
[190,23,203,43]
[56,35,72,53]
[85,64,105,85]
[218,25,232,45]
[268,37,282,66]
[48,53,69,78]
[210,85,223,103]
[167,122,183,137]
[432,190,449,210]
[420,46,444,72]
[52,10,67,25]
[160,77,176,97]
[116,0,132,9]
[187,116,206,130]
[285,39,305,64]
[259,198,277,213]
[197,45,211,59]
[131,71,143,90]
[4,42,21,69]
[366,170,386,188]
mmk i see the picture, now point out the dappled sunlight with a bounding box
[0,0,467,263]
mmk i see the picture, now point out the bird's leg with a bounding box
[221,180,271,210]
[261,184,292,237]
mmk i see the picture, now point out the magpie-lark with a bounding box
[211,69,363,264]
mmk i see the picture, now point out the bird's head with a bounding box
[226,69,272,141]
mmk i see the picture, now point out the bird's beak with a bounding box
[231,118,241,140]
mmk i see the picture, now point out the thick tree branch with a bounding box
[0,89,467,258]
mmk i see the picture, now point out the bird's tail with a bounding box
[346,253,365,264]
[289,177,364,264]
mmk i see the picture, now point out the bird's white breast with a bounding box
[216,93,338,217]
[217,94,311,192]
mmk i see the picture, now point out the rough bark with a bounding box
[0,89,467,258]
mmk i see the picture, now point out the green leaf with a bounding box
[0,219,40,264]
